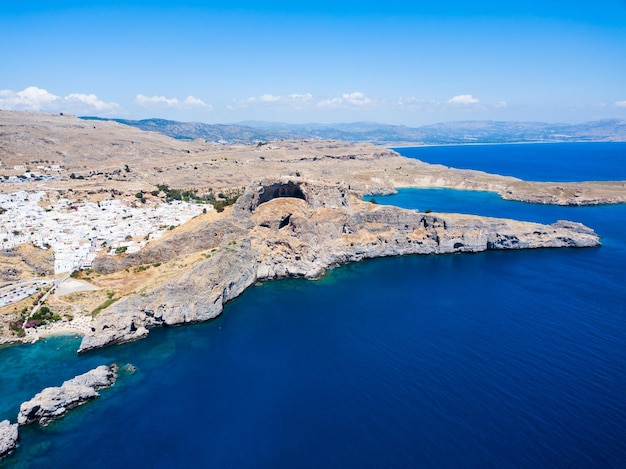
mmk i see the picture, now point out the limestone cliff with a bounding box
[17,364,117,426]
[78,179,600,352]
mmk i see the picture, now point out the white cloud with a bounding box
[65,93,121,113]
[343,92,372,106]
[397,97,425,107]
[136,94,180,107]
[232,91,372,111]
[0,86,59,111]
[395,97,442,110]
[258,94,282,103]
[447,94,480,105]
[615,100,626,108]
[135,94,211,110]
[318,92,373,108]
[231,92,314,109]
[183,96,210,108]
[288,93,313,103]
[317,97,342,107]
[0,86,120,115]
[494,101,507,108]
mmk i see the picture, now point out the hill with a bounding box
[81,117,626,145]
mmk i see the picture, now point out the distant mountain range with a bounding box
[80,117,626,145]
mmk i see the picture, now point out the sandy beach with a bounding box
[23,314,92,342]
[18,278,100,341]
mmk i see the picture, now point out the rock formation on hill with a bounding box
[78,179,600,352]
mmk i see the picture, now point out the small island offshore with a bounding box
[0,110,625,459]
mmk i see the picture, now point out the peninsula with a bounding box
[0,110,622,349]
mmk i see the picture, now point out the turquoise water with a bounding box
[1,143,625,467]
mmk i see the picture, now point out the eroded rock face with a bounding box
[0,420,18,459]
[17,364,117,426]
[235,179,352,213]
[81,242,257,351]
[79,179,600,352]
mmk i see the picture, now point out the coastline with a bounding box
[23,315,92,343]
[1,114,624,465]
[76,179,601,353]
[387,139,626,149]
[1,114,625,348]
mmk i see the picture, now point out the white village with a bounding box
[0,190,206,276]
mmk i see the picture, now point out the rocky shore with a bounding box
[78,179,600,352]
[0,113,617,349]
[0,420,18,459]
[0,364,118,460]
[17,364,117,426]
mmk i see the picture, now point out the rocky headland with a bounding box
[0,110,620,348]
[0,364,118,460]
[78,179,600,352]
[17,364,117,426]
[0,110,614,460]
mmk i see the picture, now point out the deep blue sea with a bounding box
[395,142,626,181]
[1,143,625,468]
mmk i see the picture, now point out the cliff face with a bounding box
[17,364,117,426]
[79,179,600,352]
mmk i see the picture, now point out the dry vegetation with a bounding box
[0,244,54,287]
[2,110,626,206]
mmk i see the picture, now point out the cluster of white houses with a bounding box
[0,160,64,184]
[0,191,207,274]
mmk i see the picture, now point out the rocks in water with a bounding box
[0,420,18,459]
[1,364,128,461]
[17,364,117,426]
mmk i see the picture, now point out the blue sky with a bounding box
[2,1,626,125]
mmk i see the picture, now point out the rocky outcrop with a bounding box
[236,179,351,212]
[82,244,258,351]
[250,201,599,280]
[0,420,18,459]
[93,217,250,274]
[17,364,117,426]
[79,179,600,352]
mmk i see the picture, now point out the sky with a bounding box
[1,0,626,126]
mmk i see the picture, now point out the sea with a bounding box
[1,142,625,468]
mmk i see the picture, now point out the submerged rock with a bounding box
[0,420,18,459]
[17,364,118,426]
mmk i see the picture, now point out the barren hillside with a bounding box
[2,110,626,206]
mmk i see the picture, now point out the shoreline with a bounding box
[387,140,626,149]
[23,315,92,343]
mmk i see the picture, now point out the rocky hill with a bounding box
[78,179,600,351]
[2,111,625,206]
[82,116,626,145]
[0,110,622,348]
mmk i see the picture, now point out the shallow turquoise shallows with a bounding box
[1,143,625,468]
